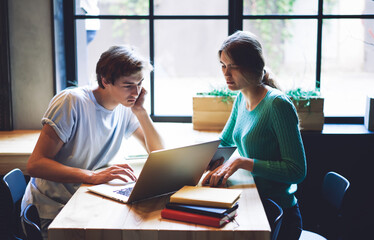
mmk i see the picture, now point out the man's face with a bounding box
[106,72,144,108]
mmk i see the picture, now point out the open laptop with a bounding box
[87,139,221,204]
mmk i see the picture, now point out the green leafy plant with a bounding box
[196,88,238,104]
[286,88,321,108]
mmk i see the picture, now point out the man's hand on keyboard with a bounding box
[87,164,137,185]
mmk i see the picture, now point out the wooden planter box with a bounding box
[192,96,234,131]
[291,97,324,131]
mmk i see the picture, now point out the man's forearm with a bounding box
[27,156,93,183]
[133,109,164,152]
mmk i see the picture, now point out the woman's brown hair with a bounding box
[219,31,279,89]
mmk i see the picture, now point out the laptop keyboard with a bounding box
[114,187,134,197]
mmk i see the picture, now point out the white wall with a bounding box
[8,0,54,129]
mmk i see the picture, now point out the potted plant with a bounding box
[193,88,238,131]
[286,88,324,131]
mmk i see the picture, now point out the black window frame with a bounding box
[59,0,374,124]
[0,0,12,130]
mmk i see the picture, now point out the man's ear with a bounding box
[102,77,110,87]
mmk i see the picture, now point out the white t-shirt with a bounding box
[21,87,140,219]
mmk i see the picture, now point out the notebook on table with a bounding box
[169,185,242,208]
[87,140,221,204]
[161,207,238,228]
[165,202,239,218]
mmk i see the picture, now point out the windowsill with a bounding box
[302,124,374,135]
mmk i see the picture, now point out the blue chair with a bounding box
[263,198,283,240]
[300,171,350,240]
[21,204,42,240]
[2,168,27,240]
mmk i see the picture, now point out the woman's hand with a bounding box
[87,164,137,185]
[202,156,253,187]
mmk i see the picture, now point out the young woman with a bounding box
[203,31,306,240]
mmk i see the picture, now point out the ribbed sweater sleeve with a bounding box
[252,96,307,184]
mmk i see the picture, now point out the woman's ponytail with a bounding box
[262,67,280,90]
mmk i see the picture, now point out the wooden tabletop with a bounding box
[48,160,270,240]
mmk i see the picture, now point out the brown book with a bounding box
[170,186,241,208]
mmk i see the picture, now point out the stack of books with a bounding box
[161,186,242,228]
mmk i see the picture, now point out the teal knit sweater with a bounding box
[220,88,306,209]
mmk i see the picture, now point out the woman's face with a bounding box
[220,51,251,91]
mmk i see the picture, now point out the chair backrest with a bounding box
[322,171,350,212]
[3,168,27,205]
[22,204,42,240]
[263,198,283,240]
[2,168,27,239]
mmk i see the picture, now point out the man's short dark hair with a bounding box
[96,45,152,88]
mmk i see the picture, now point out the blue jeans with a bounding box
[86,30,97,44]
[277,203,303,240]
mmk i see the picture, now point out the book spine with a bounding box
[165,203,238,218]
[161,209,222,228]
[169,198,233,208]
[165,205,222,218]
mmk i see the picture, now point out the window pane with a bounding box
[324,0,374,15]
[243,0,318,15]
[154,20,228,115]
[243,19,317,91]
[321,19,374,117]
[76,19,151,111]
[76,0,149,15]
[154,0,228,15]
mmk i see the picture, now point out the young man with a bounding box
[21,45,164,239]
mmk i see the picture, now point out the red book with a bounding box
[161,208,237,228]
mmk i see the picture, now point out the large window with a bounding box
[60,0,374,122]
